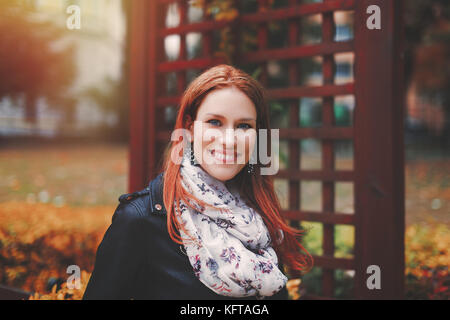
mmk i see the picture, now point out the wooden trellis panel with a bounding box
[129,0,405,299]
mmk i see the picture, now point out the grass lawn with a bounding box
[0,143,128,207]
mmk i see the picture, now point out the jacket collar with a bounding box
[149,172,167,215]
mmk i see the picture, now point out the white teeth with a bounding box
[210,150,235,162]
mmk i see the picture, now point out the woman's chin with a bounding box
[201,151,247,166]
[201,163,243,182]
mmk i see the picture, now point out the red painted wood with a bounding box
[301,293,337,300]
[353,0,405,299]
[277,169,354,181]
[321,0,337,298]
[157,96,180,107]
[287,0,301,237]
[242,41,354,62]
[279,127,353,140]
[128,0,150,192]
[281,210,355,225]
[156,83,354,106]
[147,1,164,181]
[156,126,353,141]
[159,0,354,37]
[158,57,227,72]
[176,1,187,97]
[257,0,269,86]
[129,0,405,300]
[269,83,354,98]
[160,20,229,37]
[242,0,355,24]
[202,0,213,58]
[312,255,354,270]
[159,0,182,3]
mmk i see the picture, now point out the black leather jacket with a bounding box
[83,172,289,300]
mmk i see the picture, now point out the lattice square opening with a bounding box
[298,14,322,45]
[333,10,354,42]
[165,72,177,95]
[334,269,355,299]
[334,52,354,84]
[297,56,323,86]
[301,221,323,256]
[164,106,177,128]
[186,69,202,85]
[334,224,355,258]
[164,34,181,61]
[267,60,290,88]
[334,139,353,170]
[300,138,322,170]
[187,2,204,23]
[301,180,322,212]
[274,178,289,210]
[334,94,354,126]
[279,139,289,169]
[269,99,290,128]
[268,20,289,49]
[335,182,354,214]
[186,32,203,60]
[299,97,322,127]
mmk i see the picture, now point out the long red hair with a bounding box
[160,64,313,275]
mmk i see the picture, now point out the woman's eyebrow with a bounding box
[205,113,256,122]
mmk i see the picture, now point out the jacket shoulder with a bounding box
[118,186,150,204]
[117,172,166,217]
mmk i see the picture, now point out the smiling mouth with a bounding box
[208,149,238,163]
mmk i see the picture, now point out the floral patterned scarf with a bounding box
[176,153,287,298]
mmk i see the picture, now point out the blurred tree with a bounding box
[404,0,450,141]
[404,0,450,85]
[0,0,76,124]
[112,0,131,142]
[80,0,131,142]
[81,76,127,141]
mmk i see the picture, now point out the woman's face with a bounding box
[189,86,257,182]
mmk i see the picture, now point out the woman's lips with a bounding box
[208,149,238,163]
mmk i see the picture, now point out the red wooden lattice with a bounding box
[129,0,405,299]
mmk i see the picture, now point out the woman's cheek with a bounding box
[237,130,256,163]
[248,136,257,163]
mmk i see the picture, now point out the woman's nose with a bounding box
[217,128,236,147]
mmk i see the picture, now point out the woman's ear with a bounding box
[185,115,194,142]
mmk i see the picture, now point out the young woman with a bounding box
[83,64,313,300]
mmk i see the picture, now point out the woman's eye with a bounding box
[237,123,252,130]
[206,120,251,129]
[207,119,221,126]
